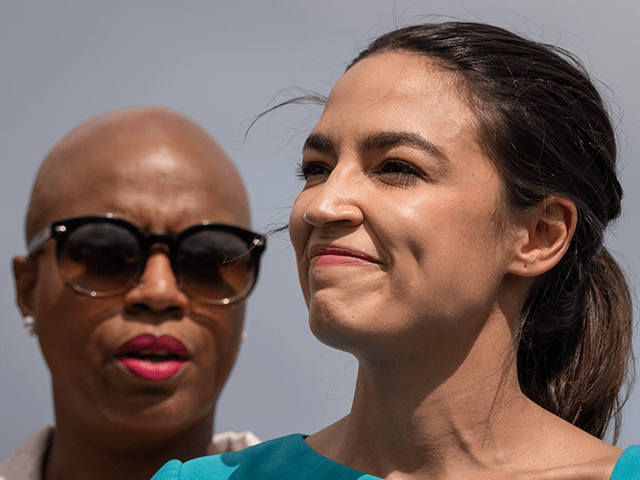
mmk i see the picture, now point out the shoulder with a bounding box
[518,444,636,480]
[0,426,53,480]
[152,434,380,480]
[209,431,261,454]
[152,434,308,480]
[610,446,640,480]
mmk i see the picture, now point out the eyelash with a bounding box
[296,159,426,185]
[376,159,424,184]
[296,162,330,181]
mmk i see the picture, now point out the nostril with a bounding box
[127,302,184,317]
[127,303,150,314]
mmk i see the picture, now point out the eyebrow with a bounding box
[303,131,449,165]
[303,133,335,154]
[363,131,449,164]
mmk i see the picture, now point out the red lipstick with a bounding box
[312,246,376,268]
[117,334,188,381]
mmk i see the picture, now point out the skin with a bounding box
[13,106,252,480]
[289,52,622,480]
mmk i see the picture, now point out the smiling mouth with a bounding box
[116,334,189,381]
[312,246,377,267]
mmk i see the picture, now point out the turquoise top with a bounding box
[612,445,640,480]
[152,434,640,480]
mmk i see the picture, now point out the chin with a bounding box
[97,391,214,436]
[308,305,386,357]
[308,302,431,366]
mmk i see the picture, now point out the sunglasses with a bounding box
[27,214,266,305]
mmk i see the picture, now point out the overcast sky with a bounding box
[2,0,639,460]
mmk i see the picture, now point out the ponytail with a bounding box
[517,248,633,440]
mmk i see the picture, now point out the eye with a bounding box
[376,159,426,185]
[295,162,331,181]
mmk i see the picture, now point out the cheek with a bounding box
[289,198,312,301]
[33,263,110,370]
[192,306,244,384]
[288,197,308,257]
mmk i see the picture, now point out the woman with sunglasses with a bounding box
[4,107,265,480]
[153,22,637,480]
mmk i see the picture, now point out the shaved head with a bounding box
[26,106,250,240]
[13,106,260,469]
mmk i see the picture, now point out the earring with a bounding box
[23,316,37,337]
[241,330,248,343]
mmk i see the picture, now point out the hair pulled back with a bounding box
[349,22,633,441]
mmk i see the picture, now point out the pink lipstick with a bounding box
[117,334,188,381]
[312,247,376,268]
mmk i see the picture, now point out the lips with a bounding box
[116,334,189,381]
[311,246,377,268]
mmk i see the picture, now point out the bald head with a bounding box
[14,108,261,459]
[26,106,250,240]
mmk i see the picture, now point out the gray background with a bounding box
[2,0,639,459]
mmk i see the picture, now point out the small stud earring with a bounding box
[23,316,37,337]
[137,284,144,291]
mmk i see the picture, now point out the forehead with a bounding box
[334,51,462,101]
[33,131,250,234]
[316,51,477,142]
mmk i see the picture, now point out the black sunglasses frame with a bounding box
[27,214,266,304]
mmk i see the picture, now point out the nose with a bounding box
[124,246,189,316]
[301,164,364,228]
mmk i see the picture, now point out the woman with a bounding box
[153,22,638,479]
[2,107,263,480]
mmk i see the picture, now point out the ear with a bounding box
[508,196,577,277]
[13,255,37,317]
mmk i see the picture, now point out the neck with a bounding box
[316,364,617,480]
[307,312,589,480]
[43,416,214,480]
[346,356,534,475]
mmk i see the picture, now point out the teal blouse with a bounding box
[613,445,640,480]
[152,434,640,480]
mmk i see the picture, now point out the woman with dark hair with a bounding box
[153,22,638,479]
